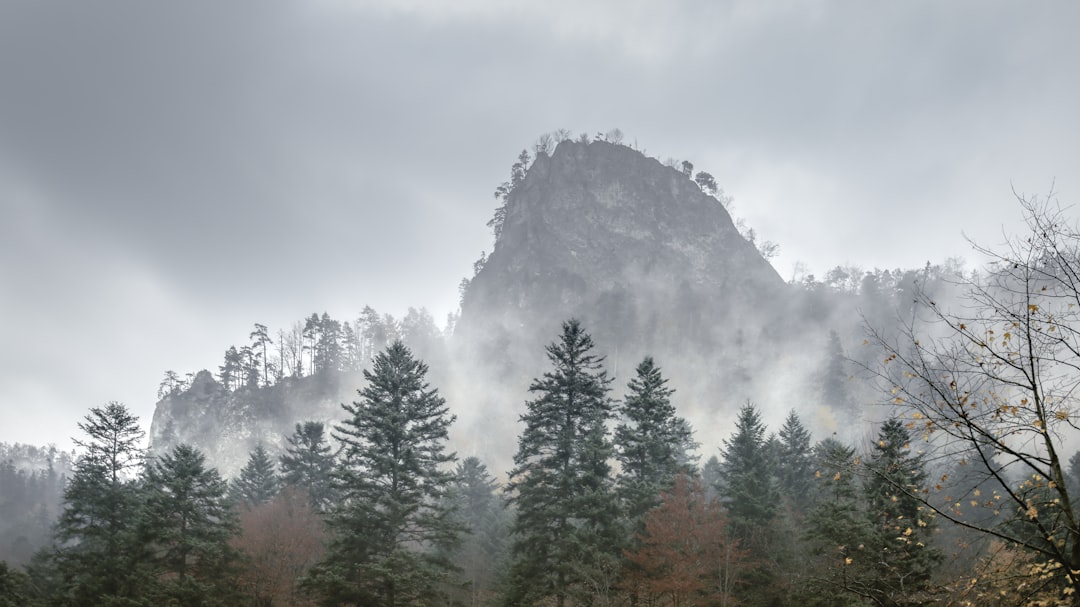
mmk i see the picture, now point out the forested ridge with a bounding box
[6,136,1080,606]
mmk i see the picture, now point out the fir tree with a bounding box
[863,419,941,605]
[142,444,240,607]
[504,319,620,607]
[230,445,280,510]
[308,341,461,607]
[717,402,782,606]
[800,438,873,607]
[718,403,779,532]
[777,410,815,508]
[279,421,336,512]
[52,402,148,606]
[614,356,697,529]
[446,457,510,607]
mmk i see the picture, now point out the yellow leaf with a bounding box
[844,557,853,565]
[833,472,841,481]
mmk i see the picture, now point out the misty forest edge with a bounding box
[3,132,1079,607]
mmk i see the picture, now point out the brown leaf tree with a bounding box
[232,487,327,607]
[624,474,748,607]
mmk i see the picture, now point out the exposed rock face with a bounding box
[149,370,360,477]
[450,141,801,463]
[150,139,861,476]
[457,140,787,375]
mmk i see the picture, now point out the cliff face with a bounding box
[457,140,787,373]
[149,140,850,476]
[149,370,360,477]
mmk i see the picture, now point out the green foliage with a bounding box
[718,403,780,531]
[777,410,814,508]
[504,319,621,606]
[716,403,783,606]
[142,444,240,606]
[863,419,941,605]
[308,341,461,607]
[230,444,280,510]
[52,402,149,605]
[279,421,337,512]
[800,438,874,606]
[445,457,510,606]
[614,356,697,530]
[0,560,31,607]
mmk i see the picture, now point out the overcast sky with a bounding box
[2,0,1078,450]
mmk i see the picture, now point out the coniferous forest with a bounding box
[6,139,1080,607]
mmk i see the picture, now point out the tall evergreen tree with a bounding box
[52,402,148,606]
[718,403,779,531]
[615,356,697,529]
[142,444,240,607]
[446,457,510,607]
[777,410,815,508]
[504,319,620,607]
[230,445,280,510]
[800,438,873,607]
[308,341,461,607]
[863,419,941,606]
[279,421,337,512]
[717,403,782,607]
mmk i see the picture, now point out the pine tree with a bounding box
[308,341,461,607]
[230,445,280,510]
[615,356,697,530]
[52,402,148,606]
[863,419,941,606]
[504,319,620,607]
[142,444,240,607]
[279,421,337,512]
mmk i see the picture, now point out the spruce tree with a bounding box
[142,444,240,607]
[615,356,697,529]
[447,457,510,607]
[308,341,460,607]
[230,445,280,510]
[505,319,620,607]
[718,403,779,532]
[279,421,336,511]
[864,419,941,605]
[800,438,873,607]
[717,402,782,606]
[777,410,815,508]
[52,402,148,606]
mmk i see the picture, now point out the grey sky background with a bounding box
[2,0,1078,449]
